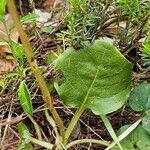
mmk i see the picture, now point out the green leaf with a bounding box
[129,83,150,134]
[113,125,150,150]
[69,0,86,12]
[18,143,33,150]
[129,83,150,112]
[18,122,31,139]
[18,81,33,115]
[4,72,21,79]
[20,12,39,24]
[142,110,150,134]
[18,122,33,150]
[54,40,132,115]
[0,14,4,22]
[11,41,24,61]
[41,26,52,33]
[0,0,7,15]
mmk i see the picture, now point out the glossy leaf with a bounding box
[129,83,150,112]
[18,81,33,115]
[54,40,132,115]
[113,125,150,150]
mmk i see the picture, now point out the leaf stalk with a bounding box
[66,139,110,149]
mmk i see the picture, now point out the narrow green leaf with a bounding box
[11,41,24,61]
[17,122,33,150]
[4,72,21,79]
[55,40,132,115]
[20,12,39,24]
[18,143,33,150]
[18,81,33,115]
[41,26,52,33]
[18,122,31,139]
[129,83,150,112]
[101,115,123,150]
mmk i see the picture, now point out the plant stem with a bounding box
[45,109,59,136]
[7,0,65,136]
[2,20,19,71]
[100,115,123,150]
[63,107,85,145]
[45,109,63,149]
[27,114,42,140]
[66,139,110,149]
[64,70,99,144]
[28,136,54,149]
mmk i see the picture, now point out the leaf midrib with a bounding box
[79,69,99,110]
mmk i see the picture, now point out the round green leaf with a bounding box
[113,125,150,150]
[55,40,131,115]
[129,83,150,112]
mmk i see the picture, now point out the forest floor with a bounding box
[0,0,150,150]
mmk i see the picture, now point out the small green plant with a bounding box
[18,122,53,150]
[5,0,133,148]
[54,39,132,148]
[56,1,105,47]
[141,30,150,67]
[16,39,132,149]
[111,83,150,149]
[0,3,39,82]
[3,0,150,150]
[116,0,150,48]
[18,81,43,141]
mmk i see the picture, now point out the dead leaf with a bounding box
[36,0,65,28]
[43,0,63,10]
[35,9,52,27]
[0,14,19,78]
[53,0,63,8]
[43,0,55,10]
[0,14,19,42]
